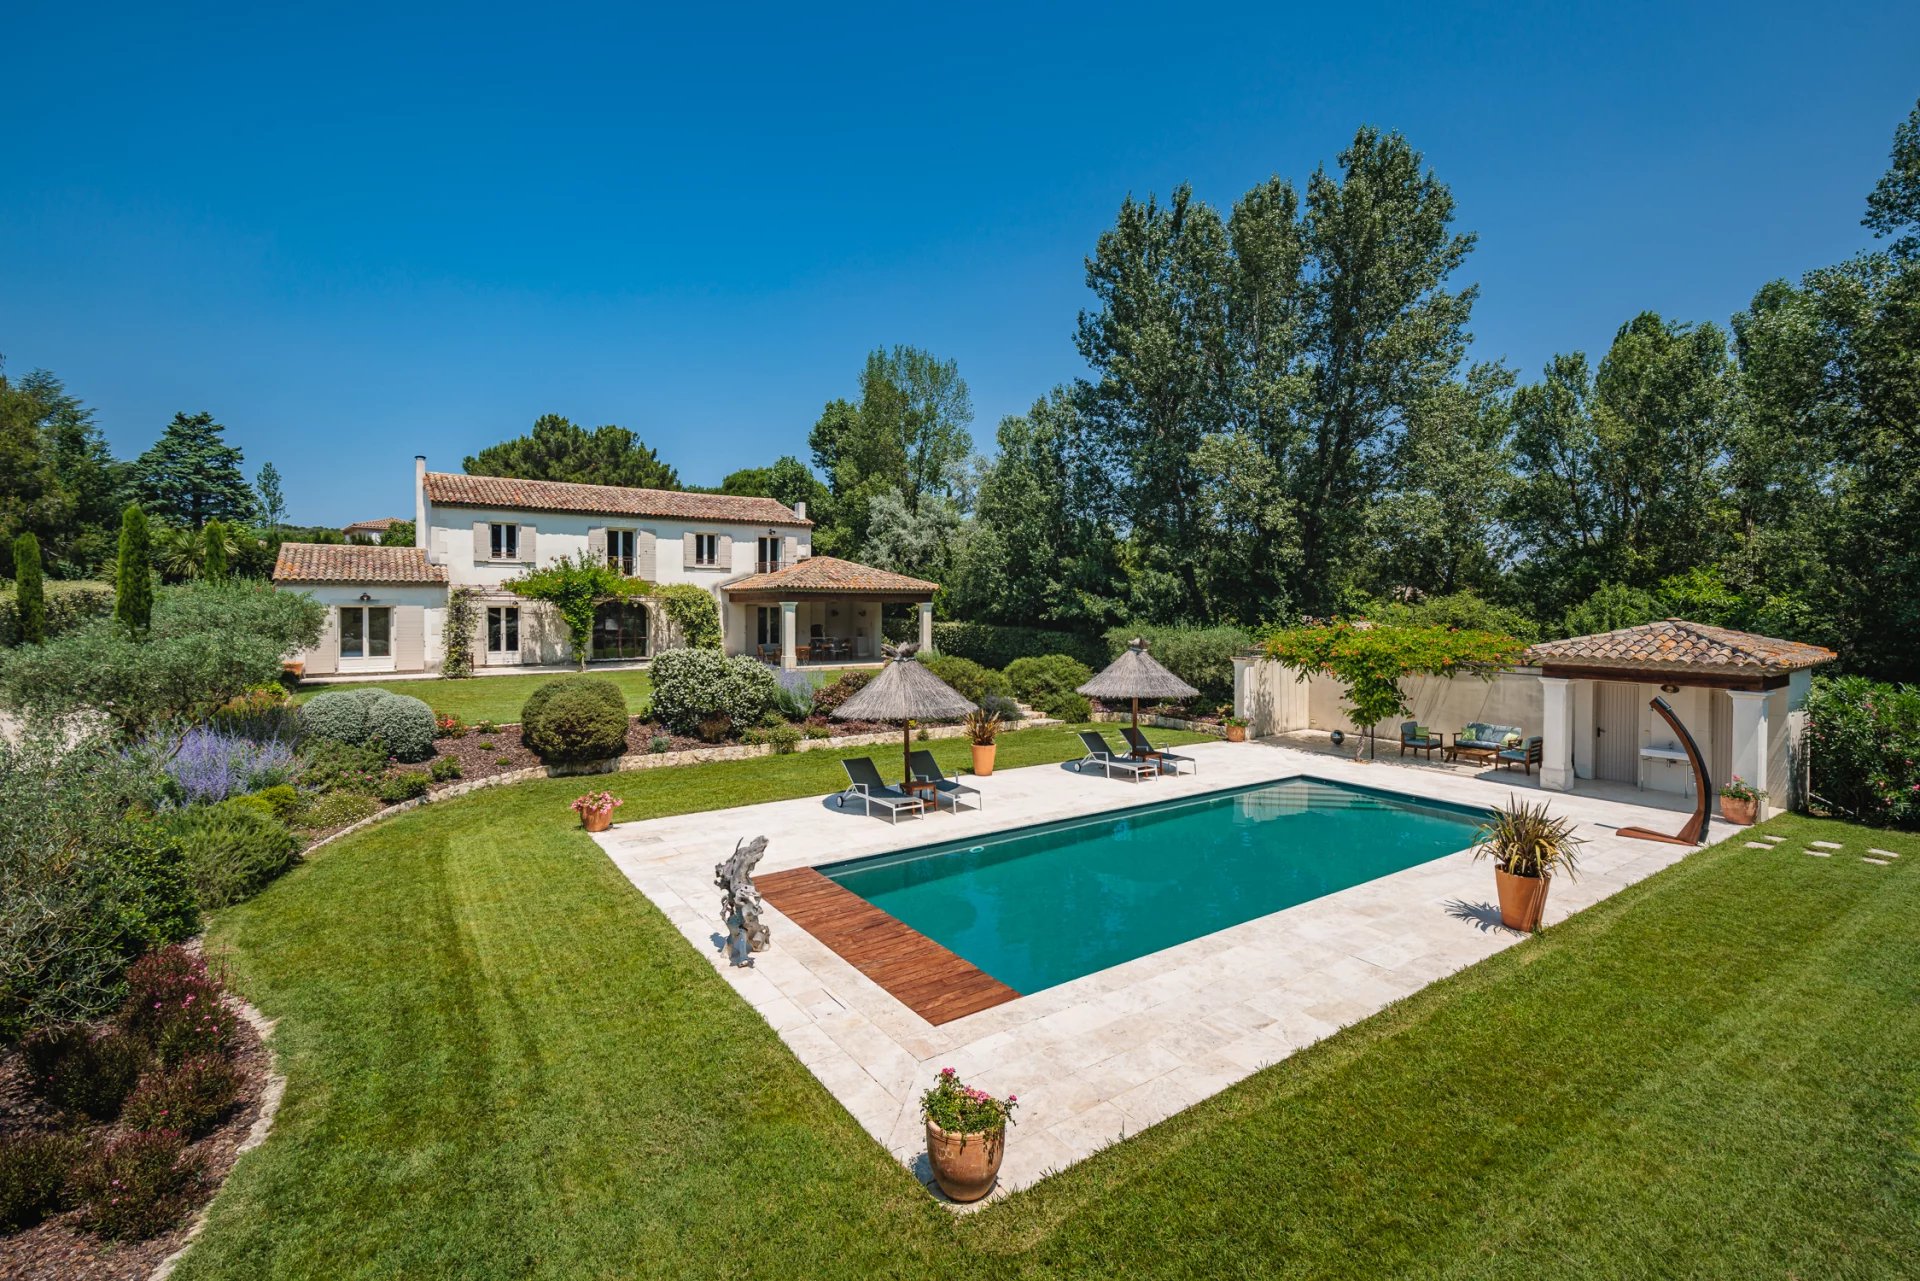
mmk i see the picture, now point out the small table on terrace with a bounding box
[1446,737,1500,767]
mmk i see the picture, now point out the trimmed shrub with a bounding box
[810,670,873,718]
[1803,674,1920,827]
[253,783,304,823]
[767,722,803,755]
[521,677,630,764]
[0,1132,79,1231]
[1102,625,1251,704]
[164,800,301,909]
[121,1054,244,1138]
[23,1026,148,1121]
[1038,691,1092,723]
[68,1129,204,1240]
[366,691,436,762]
[298,686,384,745]
[428,755,462,783]
[649,650,778,737]
[930,621,1105,670]
[299,791,379,829]
[921,655,1011,710]
[376,771,431,803]
[981,694,1024,722]
[1005,654,1094,706]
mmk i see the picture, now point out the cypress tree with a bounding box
[12,532,46,644]
[202,519,229,581]
[116,504,154,636]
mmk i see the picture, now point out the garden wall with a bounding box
[1233,657,1544,741]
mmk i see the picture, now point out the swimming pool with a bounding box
[822,777,1488,994]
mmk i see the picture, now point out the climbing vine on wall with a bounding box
[658,583,722,651]
[441,586,480,678]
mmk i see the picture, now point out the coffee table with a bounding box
[1446,740,1499,767]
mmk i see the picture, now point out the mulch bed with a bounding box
[0,1003,272,1281]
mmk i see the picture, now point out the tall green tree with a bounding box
[717,456,838,552]
[135,411,256,529]
[115,505,154,637]
[0,366,124,576]
[11,532,46,643]
[808,347,973,553]
[1864,96,1920,260]
[465,415,680,489]
[201,519,230,581]
[378,520,416,547]
[255,461,287,531]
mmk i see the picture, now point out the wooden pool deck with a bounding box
[757,867,1020,1025]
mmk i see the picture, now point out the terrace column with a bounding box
[917,600,934,653]
[780,601,798,671]
[1726,689,1772,817]
[1539,676,1575,792]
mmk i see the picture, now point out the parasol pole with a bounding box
[902,720,913,786]
[1132,695,1140,734]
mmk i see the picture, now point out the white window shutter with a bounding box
[472,521,488,561]
[716,534,733,570]
[519,524,536,563]
[587,526,606,564]
[635,530,657,580]
[782,535,798,565]
[682,531,696,568]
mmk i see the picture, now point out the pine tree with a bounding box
[11,532,45,643]
[202,519,230,581]
[116,504,154,636]
[134,411,257,528]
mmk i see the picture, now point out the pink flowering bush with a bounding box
[68,1129,204,1239]
[920,1067,1018,1134]
[121,1053,244,1139]
[118,946,240,1067]
[569,791,623,819]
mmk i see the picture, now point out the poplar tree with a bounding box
[115,504,154,636]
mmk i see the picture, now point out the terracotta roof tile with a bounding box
[273,543,447,585]
[1526,619,1835,673]
[423,472,810,526]
[342,517,403,531]
[724,556,937,596]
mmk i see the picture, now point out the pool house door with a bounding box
[1593,682,1639,783]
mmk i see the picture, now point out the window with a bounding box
[593,601,649,660]
[756,605,781,647]
[757,536,782,574]
[606,529,635,575]
[693,533,719,566]
[486,606,519,655]
[339,606,392,660]
[489,523,519,560]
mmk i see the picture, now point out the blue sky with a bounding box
[3,2,1916,525]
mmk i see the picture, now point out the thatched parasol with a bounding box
[832,643,978,784]
[1077,638,1200,733]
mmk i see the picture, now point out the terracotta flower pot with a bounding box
[580,808,613,833]
[1224,724,1247,743]
[925,1120,1005,1202]
[1719,795,1758,825]
[1493,866,1548,931]
[971,743,997,777]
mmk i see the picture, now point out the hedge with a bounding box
[0,581,114,647]
[1102,624,1251,704]
[929,621,1105,670]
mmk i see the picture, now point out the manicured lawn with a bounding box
[291,668,654,724]
[185,743,1920,1279]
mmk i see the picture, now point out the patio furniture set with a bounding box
[1399,720,1543,774]
[757,635,860,664]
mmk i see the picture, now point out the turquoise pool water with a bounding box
[823,777,1486,995]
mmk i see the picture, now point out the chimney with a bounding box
[414,456,428,552]
[793,500,807,522]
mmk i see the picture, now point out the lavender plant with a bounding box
[142,724,298,807]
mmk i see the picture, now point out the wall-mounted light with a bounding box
[1660,683,1680,694]
[358,592,373,603]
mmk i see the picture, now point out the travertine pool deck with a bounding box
[593,737,1705,1203]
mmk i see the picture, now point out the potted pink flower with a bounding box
[921,1067,1017,1202]
[1718,776,1766,825]
[570,790,623,833]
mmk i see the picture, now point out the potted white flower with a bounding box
[921,1067,1017,1202]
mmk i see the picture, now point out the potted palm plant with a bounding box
[921,1067,1017,1202]
[570,790,623,833]
[964,707,1003,776]
[1474,796,1583,932]
[1717,776,1766,825]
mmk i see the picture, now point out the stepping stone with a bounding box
[1743,841,1773,849]
[1869,848,1900,858]
[1864,857,1890,866]
[1810,840,1843,849]
[1759,834,1786,842]
[1805,850,1830,858]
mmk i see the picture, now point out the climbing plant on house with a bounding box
[657,583,722,651]
[1261,622,1526,758]
[441,587,480,678]
[504,553,646,672]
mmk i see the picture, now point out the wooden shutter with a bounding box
[308,608,341,675]
[394,606,426,671]
[587,526,607,566]
[634,530,657,580]
[472,521,489,561]
[716,534,733,570]
[682,531,696,569]
[519,524,536,563]
[782,534,798,565]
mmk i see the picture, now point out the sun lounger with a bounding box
[1075,730,1157,782]
[1121,726,1197,775]
[836,757,925,823]
[908,750,983,813]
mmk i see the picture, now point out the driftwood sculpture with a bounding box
[1618,696,1714,847]
[715,836,771,965]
